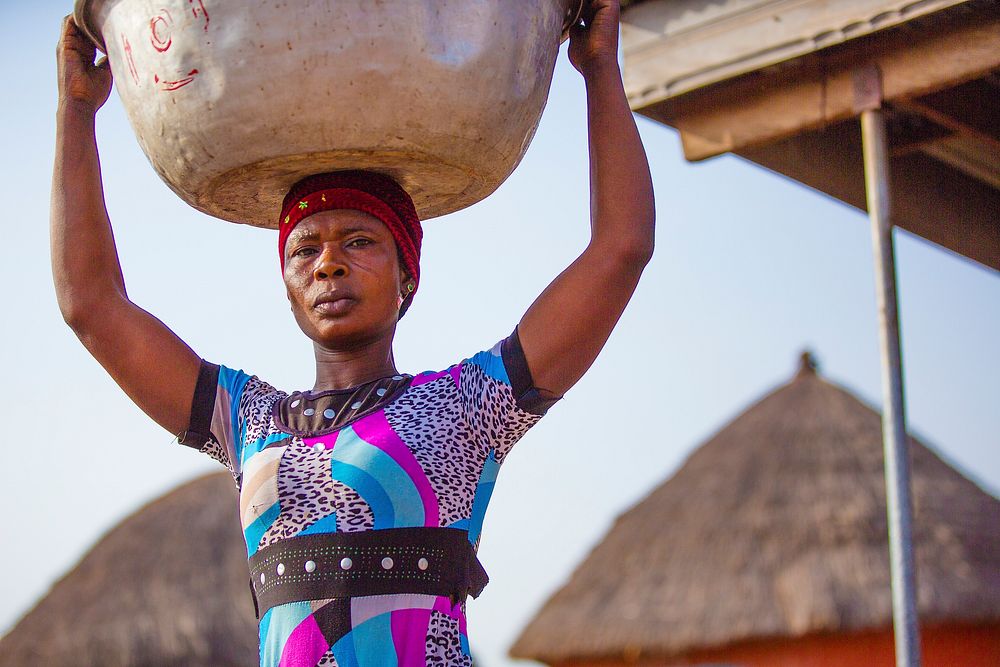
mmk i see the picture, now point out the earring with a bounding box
[406,282,415,293]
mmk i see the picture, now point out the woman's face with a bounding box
[282,209,408,348]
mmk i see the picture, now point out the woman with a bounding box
[53,1,654,664]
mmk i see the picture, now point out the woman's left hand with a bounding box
[568,0,620,76]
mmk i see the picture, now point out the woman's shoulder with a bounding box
[213,365,286,401]
[210,364,288,431]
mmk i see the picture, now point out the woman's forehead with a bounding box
[290,209,387,237]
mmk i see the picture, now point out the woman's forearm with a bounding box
[583,60,655,262]
[51,103,127,328]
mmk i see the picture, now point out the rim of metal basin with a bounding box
[75,0,590,52]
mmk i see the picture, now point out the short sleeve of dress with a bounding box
[459,327,560,463]
[178,361,279,482]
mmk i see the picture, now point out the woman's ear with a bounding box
[399,270,415,296]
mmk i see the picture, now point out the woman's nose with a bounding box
[313,248,348,281]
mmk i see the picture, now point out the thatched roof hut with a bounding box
[510,353,1000,665]
[0,473,256,667]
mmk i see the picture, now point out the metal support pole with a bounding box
[857,67,922,667]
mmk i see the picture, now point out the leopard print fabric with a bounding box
[384,374,488,528]
[425,610,473,667]
[259,442,373,548]
[459,361,541,464]
[199,440,233,478]
[238,378,286,467]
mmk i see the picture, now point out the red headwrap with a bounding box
[278,171,423,302]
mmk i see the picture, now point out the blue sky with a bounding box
[2,5,998,666]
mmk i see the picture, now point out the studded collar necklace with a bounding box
[272,373,413,437]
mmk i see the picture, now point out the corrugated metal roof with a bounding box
[622,0,971,106]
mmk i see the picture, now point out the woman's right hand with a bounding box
[57,15,112,114]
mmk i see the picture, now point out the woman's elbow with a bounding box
[597,238,653,285]
[58,297,94,334]
[57,290,119,337]
[619,222,656,269]
[632,233,656,267]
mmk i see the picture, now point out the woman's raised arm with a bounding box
[517,0,655,397]
[52,16,201,436]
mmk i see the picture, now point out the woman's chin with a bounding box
[304,312,397,349]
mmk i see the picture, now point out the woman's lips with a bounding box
[313,295,356,316]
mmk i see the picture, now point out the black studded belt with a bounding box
[246,527,489,618]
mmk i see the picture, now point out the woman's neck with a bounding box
[312,336,398,391]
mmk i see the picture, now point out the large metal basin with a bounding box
[75,0,584,226]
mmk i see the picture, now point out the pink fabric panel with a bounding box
[352,411,440,526]
[431,597,469,635]
[278,614,331,667]
[302,430,339,451]
[390,608,433,666]
[410,369,451,387]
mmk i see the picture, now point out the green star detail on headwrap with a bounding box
[298,201,309,210]
[284,215,290,224]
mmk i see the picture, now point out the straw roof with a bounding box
[0,472,256,667]
[510,353,1000,663]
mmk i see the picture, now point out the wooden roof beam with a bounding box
[894,89,1000,189]
[913,132,1000,190]
[738,123,1000,272]
[640,16,1000,162]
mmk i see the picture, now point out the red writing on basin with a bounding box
[150,9,173,52]
[190,0,210,31]
[121,32,140,86]
[146,1,211,92]
[154,69,200,91]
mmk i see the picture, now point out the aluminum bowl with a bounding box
[74,0,585,227]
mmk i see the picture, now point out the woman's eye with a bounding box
[293,247,318,257]
[348,237,373,248]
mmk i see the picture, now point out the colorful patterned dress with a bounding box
[182,332,551,666]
